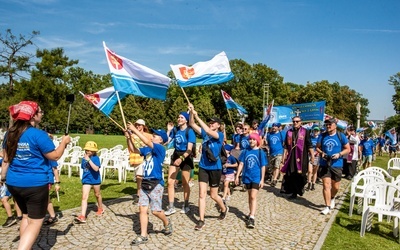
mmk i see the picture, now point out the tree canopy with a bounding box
[0,29,379,135]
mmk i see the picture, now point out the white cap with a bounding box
[135,119,146,125]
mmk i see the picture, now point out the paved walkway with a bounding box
[1,179,349,249]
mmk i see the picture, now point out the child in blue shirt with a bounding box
[221,144,238,202]
[126,122,173,246]
[235,133,267,228]
[75,141,103,224]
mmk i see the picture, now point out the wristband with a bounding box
[55,182,61,184]
[1,178,6,182]
[87,159,91,163]
[180,155,185,161]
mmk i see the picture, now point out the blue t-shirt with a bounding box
[169,127,196,152]
[239,135,250,150]
[139,143,165,185]
[239,149,268,184]
[266,131,285,156]
[4,127,56,187]
[360,139,374,156]
[81,155,101,185]
[378,138,386,147]
[318,132,348,168]
[199,130,224,171]
[223,155,238,175]
[311,134,320,151]
[232,134,241,146]
[47,160,58,184]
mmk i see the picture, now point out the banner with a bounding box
[80,87,127,116]
[221,90,247,114]
[265,101,326,125]
[170,51,234,87]
[103,42,171,100]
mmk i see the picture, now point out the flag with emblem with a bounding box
[103,42,171,100]
[170,51,234,87]
[221,90,247,114]
[80,87,127,116]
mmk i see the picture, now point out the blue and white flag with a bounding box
[221,90,247,114]
[103,42,171,100]
[170,51,234,87]
[258,100,274,135]
[385,127,397,144]
[368,121,377,129]
[80,87,127,116]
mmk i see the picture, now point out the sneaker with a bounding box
[74,215,86,223]
[131,235,148,246]
[2,216,17,228]
[247,218,255,228]
[310,183,315,191]
[43,216,58,225]
[132,195,139,204]
[320,206,331,215]
[161,219,173,236]
[96,208,105,216]
[305,182,311,191]
[194,220,205,230]
[270,180,277,187]
[188,180,194,187]
[164,206,177,216]
[218,205,229,220]
[330,198,335,210]
[180,206,190,214]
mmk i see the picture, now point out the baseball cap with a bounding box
[135,119,146,125]
[272,122,281,127]
[151,129,168,143]
[312,125,320,131]
[179,111,189,121]
[207,117,221,124]
[224,144,234,152]
[324,118,337,124]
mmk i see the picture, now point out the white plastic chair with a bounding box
[62,150,84,178]
[193,143,202,164]
[110,144,124,152]
[360,181,400,242]
[368,167,394,182]
[349,172,386,217]
[388,158,400,175]
[102,150,124,183]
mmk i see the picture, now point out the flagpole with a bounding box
[226,108,235,132]
[115,91,128,129]
[180,87,191,104]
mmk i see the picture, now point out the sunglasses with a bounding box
[292,120,301,123]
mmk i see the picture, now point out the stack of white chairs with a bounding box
[388,158,400,175]
[193,143,202,164]
[360,181,400,242]
[349,169,388,218]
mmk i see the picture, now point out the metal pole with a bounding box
[356,102,361,129]
[266,83,270,108]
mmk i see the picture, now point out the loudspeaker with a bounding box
[66,94,75,103]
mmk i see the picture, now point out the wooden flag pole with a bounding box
[226,108,235,132]
[116,91,128,129]
[180,87,191,104]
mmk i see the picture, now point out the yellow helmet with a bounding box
[84,141,98,152]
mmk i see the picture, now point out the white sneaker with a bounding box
[180,206,190,214]
[165,207,177,216]
[330,198,335,210]
[320,206,331,215]
[188,181,194,187]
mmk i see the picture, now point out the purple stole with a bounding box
[281,127,306,173]
[347,144,354,163]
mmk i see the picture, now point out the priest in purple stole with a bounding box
[281,116,315,199]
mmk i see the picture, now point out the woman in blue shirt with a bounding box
[188,104,228,231]
[1,101,70,250]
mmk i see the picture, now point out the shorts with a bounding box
[7,184,49,219]
[198,168,222,188]
[171,151,194,170]
[221,173,235,182]
[318,166,342,182]
[362,155,372,164]
[134,162,145,176]
[269,155,283,169]
[244,182,260,190]
[138,184,163,211]
[389,146,397,153]
[0,185,12,199]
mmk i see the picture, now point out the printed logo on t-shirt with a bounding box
[324,139,341,153]
[245,154,259,169]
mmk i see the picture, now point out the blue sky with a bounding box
[1,0,399,121]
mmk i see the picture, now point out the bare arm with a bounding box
[127,122,153,149]
[234,162,244,185]
[188,104,219,139]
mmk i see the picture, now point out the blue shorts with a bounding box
[138,184,164,211]
[0,185,12,199]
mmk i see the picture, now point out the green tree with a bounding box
[0,29,39,93]
[389,72,400,113]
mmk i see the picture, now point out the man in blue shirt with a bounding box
[359,133,375,169]
[265,123,285,187]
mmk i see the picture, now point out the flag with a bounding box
[103,42,171,100]
[80,87,127,116]
[258,100,274,135]
[221,90,247,114]
[367,121,377,129]
[385,127,397,144]
[170,51,234,87]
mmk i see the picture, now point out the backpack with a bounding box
[220,143,228,165]
[173,126,197,158]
